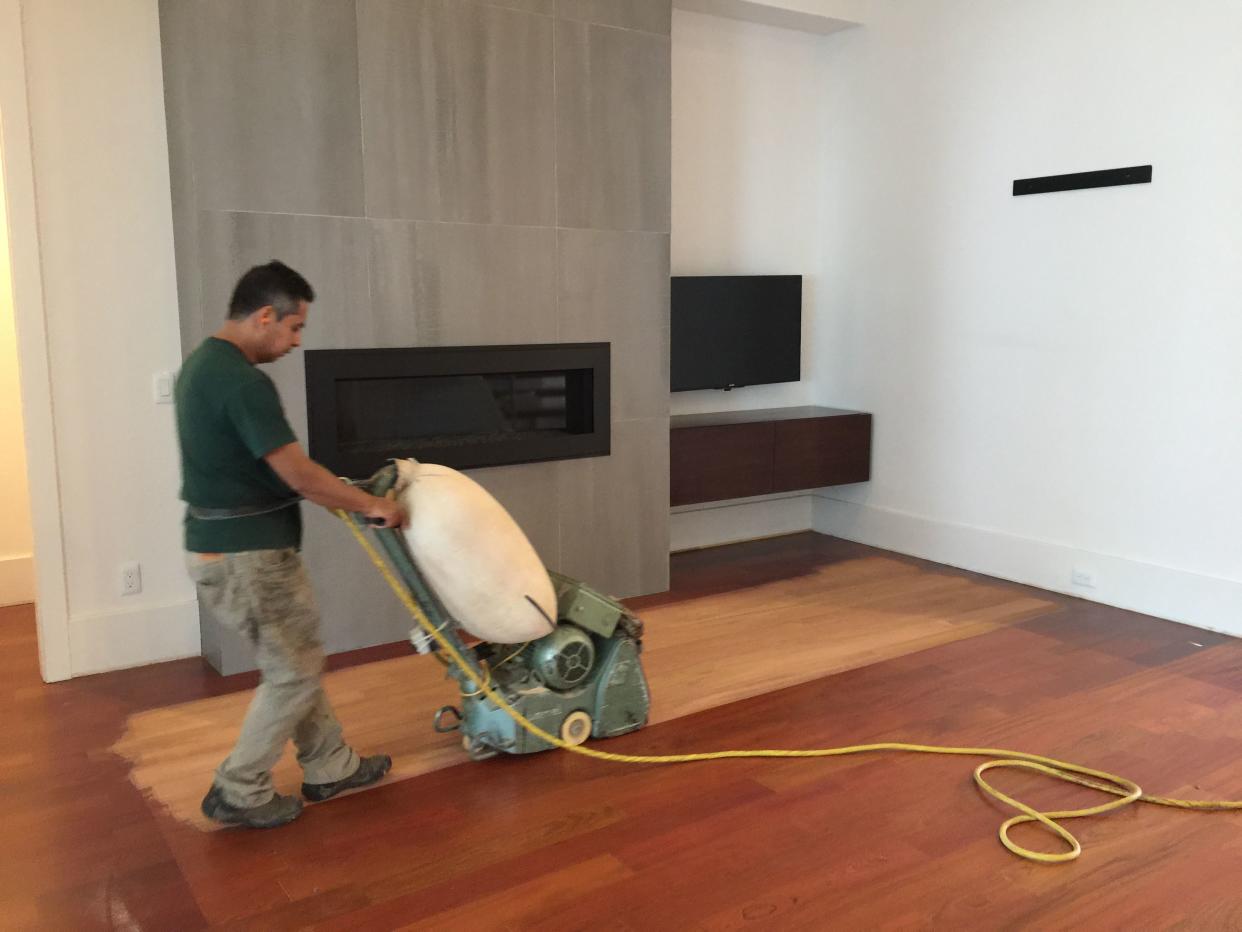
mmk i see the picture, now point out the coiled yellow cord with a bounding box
[339,512,1242,864]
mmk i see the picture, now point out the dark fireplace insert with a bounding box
[305,343,610,477]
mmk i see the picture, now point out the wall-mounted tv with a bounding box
[670,275,801,392]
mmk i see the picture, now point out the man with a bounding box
[176,260,405,829]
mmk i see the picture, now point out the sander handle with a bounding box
[342,463,401,525]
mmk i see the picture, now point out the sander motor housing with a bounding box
[433,571,651,759]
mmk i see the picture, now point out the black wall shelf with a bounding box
[1013,165,1152,197]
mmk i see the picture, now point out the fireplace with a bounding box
[304,343,610,477]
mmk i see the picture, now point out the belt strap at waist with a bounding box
[187,498,302,520]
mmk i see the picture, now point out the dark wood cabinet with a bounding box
[670,406,871,507]
[670,421,775,506]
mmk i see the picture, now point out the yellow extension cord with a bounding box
[338,512,1242,865]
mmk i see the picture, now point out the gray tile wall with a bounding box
[167,0,366,217]
[555,19,672,231]
[160,0,671,672]
[368,221,559,347]
[358,1,556,225]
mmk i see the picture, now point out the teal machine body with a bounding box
[350,465,651,761]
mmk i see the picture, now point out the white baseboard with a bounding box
[0,554,35,607]
[671,493,813,552]
[69,598,201,676]
[813,494,1242,638]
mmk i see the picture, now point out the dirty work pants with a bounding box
[186,549,359,808]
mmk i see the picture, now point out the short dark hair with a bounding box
[227,260,315,320]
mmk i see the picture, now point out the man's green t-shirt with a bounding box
[176,337,301,552]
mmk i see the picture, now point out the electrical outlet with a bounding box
[121,562,143,596]
[1071,567,1096,589]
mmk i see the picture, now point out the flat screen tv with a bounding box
[670,275,801,391]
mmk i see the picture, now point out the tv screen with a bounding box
[670,275,801,391]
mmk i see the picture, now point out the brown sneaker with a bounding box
[302,754,393,802]
[200,785,303,829]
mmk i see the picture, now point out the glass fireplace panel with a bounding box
[335,370,590,455]
[305,342,609,475]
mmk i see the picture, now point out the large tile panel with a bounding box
[558,229,670,422]
[164,0,364,216]
[358,0,555,225]
[556,0,670,35]
[368,220,557,347]
[557,418,669,598]
[555,19,671,232]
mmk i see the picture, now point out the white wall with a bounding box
[0,148,35,606]
[17,0,196,672]
[671,9,826,416]
[670,10,831,550]
[814,0,1242,634]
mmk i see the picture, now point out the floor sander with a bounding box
[345,461,651,762]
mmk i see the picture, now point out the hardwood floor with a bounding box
[113,547,1052,831]
[5,532,1242,929]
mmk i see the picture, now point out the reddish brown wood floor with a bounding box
[5,532,1242,930]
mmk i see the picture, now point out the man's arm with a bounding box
[264,443,406,528]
